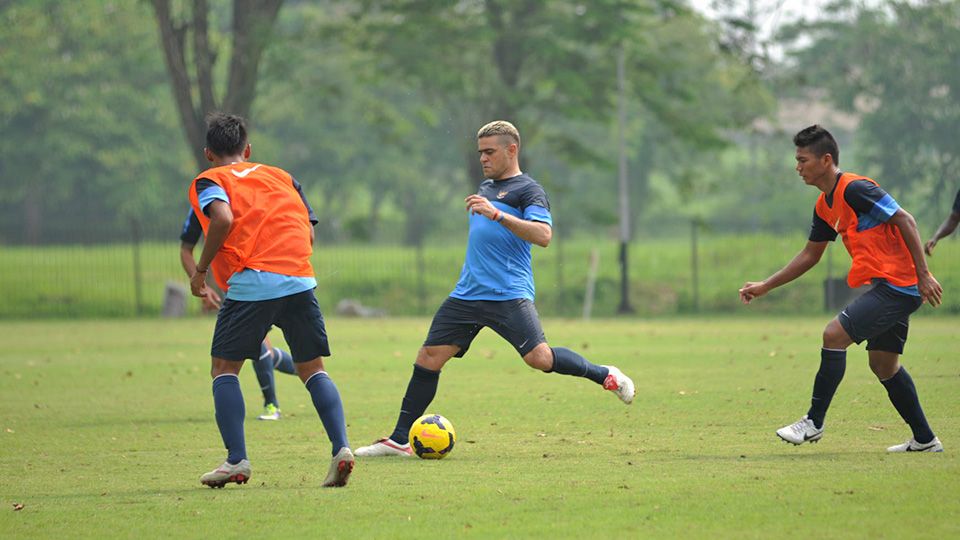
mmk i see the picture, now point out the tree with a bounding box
[150,0,284,170]
[0,0,188,243]
[777,0,960,217]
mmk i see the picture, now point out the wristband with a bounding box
[196,267,208,274]
[492,210,502,222]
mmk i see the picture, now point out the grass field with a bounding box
[1,316,958,538]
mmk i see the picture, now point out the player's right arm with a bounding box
[925,189,960,255]
[740,240,828,304]
[178,209,221,309]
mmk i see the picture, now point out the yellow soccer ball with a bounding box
[409,414,456,459]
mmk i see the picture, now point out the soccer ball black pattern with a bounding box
[409,414,456,459]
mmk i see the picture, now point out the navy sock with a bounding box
[881,367,935,444]
[273,347,296,375]
[806,348,846,429]
[254,343,279,408]
[212,374,246,464]
[305,372,350,455]
[389,364,440,445]
[549,347,609,385]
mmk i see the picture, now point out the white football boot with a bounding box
[887,436,943,453]
[776,415,824,445]
[321,447,355,487]
[257,404,281,421]
[602,366,636,404]
[200,459,251,488]
[354,437,413,457]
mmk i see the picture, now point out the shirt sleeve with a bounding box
[520,183,552,225]
[809,209,838,242]
[195,178,229,216]
[844,180,900,223]
[952,188,960,214]
[179,208,202,245]
[291,177,319,225]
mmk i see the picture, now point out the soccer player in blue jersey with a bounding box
[740,125,944,452]
[356,120,636,457]
[179,209,297,421]
[924,188,960,256]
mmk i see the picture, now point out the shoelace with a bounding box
[790,420,810,435]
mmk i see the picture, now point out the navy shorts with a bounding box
[838,283,923,354]
[211,289,330,362]
[423,297,547,357]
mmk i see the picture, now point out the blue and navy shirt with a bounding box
[451,173,552,301]
[190,177,319,301]
[809,173,918,296]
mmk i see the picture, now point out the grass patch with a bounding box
[1,316,957,538]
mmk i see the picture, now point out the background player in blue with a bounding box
[924,188,960,256]
[740,125,944,452]
[356,120,636,457]
[179,209,297,421]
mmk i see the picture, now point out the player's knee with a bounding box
[416,346,454,371]
[868,354,900,380]
[822,321,851,349]
[522,346,552,371]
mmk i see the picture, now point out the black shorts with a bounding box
[211,289,330,362]
[838,283,923,354]
[423,297,546,357]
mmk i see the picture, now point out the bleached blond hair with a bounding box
[477,120,520,148]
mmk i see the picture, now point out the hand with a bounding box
[201,289,221,311]
[465,194,496,220]
[738,281,768,304]
[190,270,208,298]
[918,272,943,307]
[924,238,937,256]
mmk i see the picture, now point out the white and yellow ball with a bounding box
[409,414,456,459]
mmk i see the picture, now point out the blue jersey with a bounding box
[451,173,552,301]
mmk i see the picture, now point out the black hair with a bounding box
[792,124,839,165]
[205,113,247,157]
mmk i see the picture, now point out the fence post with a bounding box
[131,217,144,316]
[416,241,426,315]
[583,248,599,320]
[691,218,699,313]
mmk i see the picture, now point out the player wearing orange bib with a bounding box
[739,125,944,452]
[190,113,353,488]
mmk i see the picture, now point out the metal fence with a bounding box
[2,218,958,319]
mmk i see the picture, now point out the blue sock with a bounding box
[305,372,350,455]
[389,364,440,445]
[212,374,246,464]
[272,347,296,375]
[549,347,609,385]
[881,367,935,444]
[806,348,846,429]
[254,343,279,408]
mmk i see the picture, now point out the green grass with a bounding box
[4,233,960,318]
[1,317,958,538]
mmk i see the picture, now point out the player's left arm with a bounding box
[888,208,943,307]
[464,194,552,247]
[292,177,318,245]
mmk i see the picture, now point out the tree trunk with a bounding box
[151,0,284,171]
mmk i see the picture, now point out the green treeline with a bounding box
[2,0,958,246]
